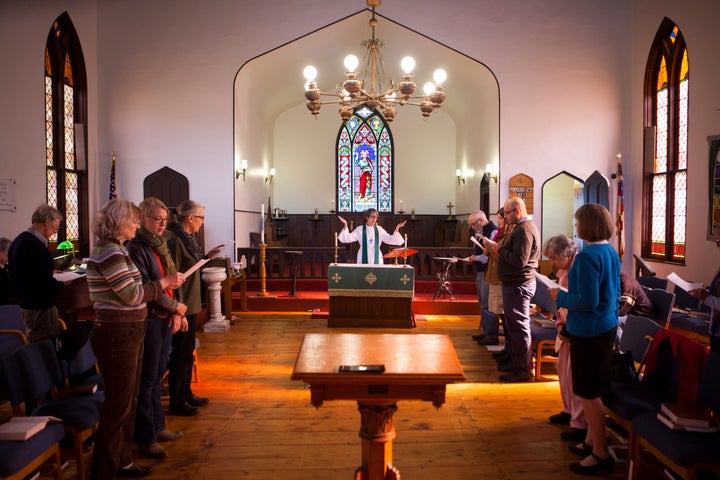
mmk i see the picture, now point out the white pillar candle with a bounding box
[404,234,408,249]
[335,232,338,247]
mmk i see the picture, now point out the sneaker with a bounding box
[138,442,168,459]
[477,336,499,346]
[498,372,532,383]
[156,429,184,442]
[548,411,571,425]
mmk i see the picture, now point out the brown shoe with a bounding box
[138,442,168,459]
[156,429,184,442]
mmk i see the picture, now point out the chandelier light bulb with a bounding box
[423,82,436,96]
[433,68,447,85]
[400,56,416,74]
[344,54,359,72]
[303,65,317,82]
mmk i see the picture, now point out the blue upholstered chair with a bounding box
[0,421,65,480]
[642,285,676,327]
[637,275,669,290]
[0,340,103,480]
[604,316,674,434]
[629,351,720,480]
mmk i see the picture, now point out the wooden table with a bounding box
[291,333,465,480]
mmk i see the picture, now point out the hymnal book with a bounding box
[533,272,568,292]
[0,416,61,441]
[532,316,556,329]
[660,402,712,428]
[656,410,719,433]
[54,383,98,400]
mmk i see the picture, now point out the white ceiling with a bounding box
[236,8,498,125]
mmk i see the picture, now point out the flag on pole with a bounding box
[615,153,625,260]
[109,152,118,200]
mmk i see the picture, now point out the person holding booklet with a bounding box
[548,204,620,476]
[167,200,224,416]
[687,224,720,352]
[87,198,186,479]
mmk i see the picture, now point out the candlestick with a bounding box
[411,208,416,220]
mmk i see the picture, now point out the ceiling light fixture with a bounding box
[302,0,447,122]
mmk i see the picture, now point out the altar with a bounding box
[327,264,415,328]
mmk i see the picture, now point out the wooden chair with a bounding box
[0,340,102,480]
[530,280,558,380]
[629,351,720,480]
[642,285,676,327]
[0,421,64,480]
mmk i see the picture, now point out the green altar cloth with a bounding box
[328,264,414,298]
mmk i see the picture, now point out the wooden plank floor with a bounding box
[45,314,633,479]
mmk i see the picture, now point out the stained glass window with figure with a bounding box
[336,105,394,213]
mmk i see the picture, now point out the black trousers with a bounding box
[168,313,197,407]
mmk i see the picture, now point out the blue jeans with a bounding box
[502,281,536,376]
[133,316,171,445]
[475,271,490,314]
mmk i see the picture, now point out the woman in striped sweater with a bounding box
[87,198,185,480]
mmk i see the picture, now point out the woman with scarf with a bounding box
[166,200,223,416]
[127,197,188,459]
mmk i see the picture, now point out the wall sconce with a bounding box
[265,167,276,184]
[235,159,248,181]
[456,169,465,185]
[485,163,498,183]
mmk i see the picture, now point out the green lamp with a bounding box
[57,240,77,270]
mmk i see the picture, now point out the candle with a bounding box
[260,203,265,244]
[331,200,335,209]
[400,200,403,210]
[404,234,408,250]
[335,232,338,247]
[411,208,416,220]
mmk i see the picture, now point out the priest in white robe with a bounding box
[337,208,406,264]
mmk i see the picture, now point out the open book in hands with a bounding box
[533,271,568,292]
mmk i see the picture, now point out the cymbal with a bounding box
[382,248,418,259]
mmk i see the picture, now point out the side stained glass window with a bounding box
[643,19,688,263]
[336,105,394,213]
[45,12,87,254]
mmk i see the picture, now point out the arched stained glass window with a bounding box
[642,19,688,263]
[45,12,88,255]
[336,105,394,213]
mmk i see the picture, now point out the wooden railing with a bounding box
[236,246,476,282]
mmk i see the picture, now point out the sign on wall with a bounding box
[0,178,16,212]
[509,173,534,214]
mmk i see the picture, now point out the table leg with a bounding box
[353,402,401,480]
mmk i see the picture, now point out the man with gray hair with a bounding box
[8,204,65,342]
[463,210,498,344]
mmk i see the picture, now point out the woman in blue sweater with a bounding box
[549,204,620,475]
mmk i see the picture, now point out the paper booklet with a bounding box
[533,271,568,292]
[184,258,210,277]
[667,272,704,292]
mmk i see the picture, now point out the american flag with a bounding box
[109,153,118,200]
[615,153,625,260]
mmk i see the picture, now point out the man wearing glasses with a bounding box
[8,204,66,342]
[485,196,540,382]
[338,208,406,264]
[464,210,498,345]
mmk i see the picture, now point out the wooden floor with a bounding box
[47,314,634,479]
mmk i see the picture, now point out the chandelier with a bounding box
[302,0,447,122]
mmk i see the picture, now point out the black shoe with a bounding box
[477,336,499,346]
[187,394,210,407]
[168,402,200,416]
[471,333,487,341]
[498,372,532,383]
[569,453,615,475]
[491,350,508,359]
[497,361,513,372]
[117,463,153,478]
[549,411,571,424]
[561,427,588,442]
[568,442,593,458]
